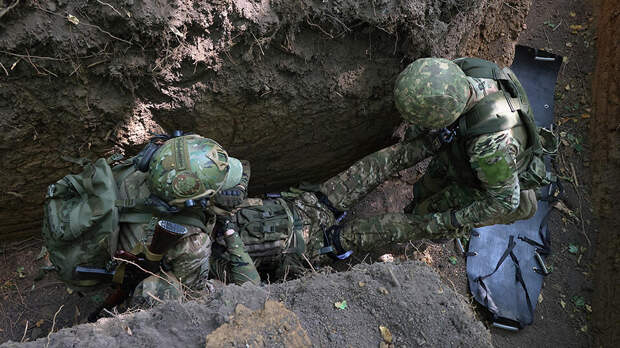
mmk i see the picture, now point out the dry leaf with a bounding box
[35,319,44,328]
[564,84,571,91]
[585,304,592,313]
[553,201,579,220]
[569,24,585,31]
[358,281,366,287]
[560,300,566,308]
[538,293,544,304]
[124,325,133,336]
[581,113,590,119]
[379,325,393,343]
[334,300,347,310]
[565,42,573,48]
[67,14,80,25]
[379,254,394,263]
[569,11,576,17]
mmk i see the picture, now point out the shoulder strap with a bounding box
[457,92,524,139]
[119,208,208,232]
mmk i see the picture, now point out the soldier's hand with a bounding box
[215,214,238,237]
[214,185,247,209]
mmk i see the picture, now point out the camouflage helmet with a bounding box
[393,58,470,129]
[147,135,241,206]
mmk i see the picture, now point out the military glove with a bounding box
[214,185,247,209]
[214,215,238,238]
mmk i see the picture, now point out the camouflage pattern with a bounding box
[339,128,537,243]
[147,135,234,205]
[131,273,184,307]
[322,57,542,242]
[117,169,258,305]
[210,231,261,285]
[320,131,441,211]
[210,190,335,278]
[394,58,470,128]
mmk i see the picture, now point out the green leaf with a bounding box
[448,256,458,265]
[91,294,105,304]
[568,244,579,254]
[334,300,348,310]
[572,295,585,307]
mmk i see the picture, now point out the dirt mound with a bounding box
[0,261,491,347]
[0,0,530,240]
[205,301,312,347]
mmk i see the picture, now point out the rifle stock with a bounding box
[82,220,187,322]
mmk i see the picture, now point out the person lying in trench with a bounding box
[210,57,558,280]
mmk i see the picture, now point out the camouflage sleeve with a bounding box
[208,234,261,286]
[165,229,212,290]
[320,135,440,211]
[452,130,522,227]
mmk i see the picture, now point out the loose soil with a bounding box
[1,262,492,347]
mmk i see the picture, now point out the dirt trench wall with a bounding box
[0,0,530,239]
[591,0,620,345]
[0,262,492,348]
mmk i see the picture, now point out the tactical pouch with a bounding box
[234,199,295,258]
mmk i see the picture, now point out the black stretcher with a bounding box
[466,45,563,330]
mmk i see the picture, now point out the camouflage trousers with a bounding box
[319,132,537,249]
[320,135,439,211]
[338,154,538,251]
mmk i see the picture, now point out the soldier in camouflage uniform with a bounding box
[318,57,556,251]
[116,134,260,304]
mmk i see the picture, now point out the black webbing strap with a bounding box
[518,180,564,256]
[476,236,518,313]
[477,235,517,282]
[509,250,535,326]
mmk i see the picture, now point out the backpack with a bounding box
[42,155,136,286]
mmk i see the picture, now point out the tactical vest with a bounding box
[117,168,212,253]
[439,58,556,190]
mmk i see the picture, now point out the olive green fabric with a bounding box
[42,156,134,286]
[117,170,215,290]
[320,132,441,211]
[211,191,334,279]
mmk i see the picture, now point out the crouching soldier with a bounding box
[43,132,260,318]
[320,57,558,246]
[117,134,260,304]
